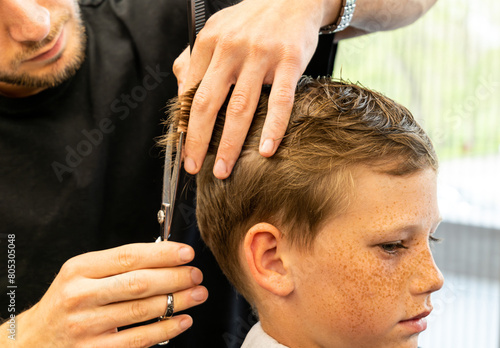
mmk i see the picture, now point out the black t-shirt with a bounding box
[0,0,254,347]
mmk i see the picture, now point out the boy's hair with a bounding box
[162,77,437,304]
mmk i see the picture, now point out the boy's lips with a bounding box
[26,28,65,63]
[398,310,431,334]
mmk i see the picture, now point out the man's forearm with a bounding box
[319,0,438,41]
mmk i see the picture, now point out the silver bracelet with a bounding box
[319,0,357,35]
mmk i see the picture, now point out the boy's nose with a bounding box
[410,248,444,295]
[5,0,51,43]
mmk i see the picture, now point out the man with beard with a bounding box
[0,0,438,347]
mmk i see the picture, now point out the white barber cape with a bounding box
[241,322,288,348]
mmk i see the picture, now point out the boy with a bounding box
[164,77,444,348]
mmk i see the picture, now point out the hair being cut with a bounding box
[161,77,437,303]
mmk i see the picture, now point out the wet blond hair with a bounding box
[161,77,437,303]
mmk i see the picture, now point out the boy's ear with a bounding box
[243,223,295,297]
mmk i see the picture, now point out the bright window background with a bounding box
[333,0,500,347]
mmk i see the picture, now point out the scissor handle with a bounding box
[157,203,171,241]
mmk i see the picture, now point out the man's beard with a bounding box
[0,15,87,90]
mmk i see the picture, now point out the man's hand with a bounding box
[174,0,333,179]
[2,242,208,347]
[173,0,439,180]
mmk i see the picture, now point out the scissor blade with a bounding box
[167,132,185,227]
[162,125,174,206]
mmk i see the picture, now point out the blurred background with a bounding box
[333,0,500,346]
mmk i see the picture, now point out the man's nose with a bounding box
[410,248,445,295]
[5,0,51,43]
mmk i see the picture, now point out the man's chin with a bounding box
[0,20,87,97]
[1,64,79,91]
[0,39,86,96]
[0,60,84,98]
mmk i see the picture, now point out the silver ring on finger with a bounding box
[157,293,174,344]
[158,339,169,346]
[160,293,174,320]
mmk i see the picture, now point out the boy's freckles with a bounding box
[288,166,442,347]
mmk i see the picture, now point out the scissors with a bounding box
[155,0,205,243]
[154,2,205,344]
[155,127,184,346]
[156,126,185,242]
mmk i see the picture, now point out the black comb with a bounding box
[188,0,206,52]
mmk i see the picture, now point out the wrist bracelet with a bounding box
[319,0,356,35]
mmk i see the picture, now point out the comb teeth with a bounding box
[194,0,206,35]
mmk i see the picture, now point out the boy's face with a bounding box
[288,167,443,348]
[0,0,85,97]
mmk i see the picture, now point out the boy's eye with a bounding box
[379,241,408,254]
[429,235,442,243]
[429,234,442,249]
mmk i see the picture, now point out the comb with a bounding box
[188,0,206,52]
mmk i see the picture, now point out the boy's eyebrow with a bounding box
[371,217,443,239]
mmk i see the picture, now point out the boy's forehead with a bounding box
[325,166,439,236]
[352,164,436,198]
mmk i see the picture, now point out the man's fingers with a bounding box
[173,47,190,95]
[95,267,204,305]
[213,71,265,179]
[62,242,195,279]
[174,26,218,97]
[91,286,208,331]
[184,27,216,86]
[183,70,233,175]
[96,314,193,348]
[259,66,301,157]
